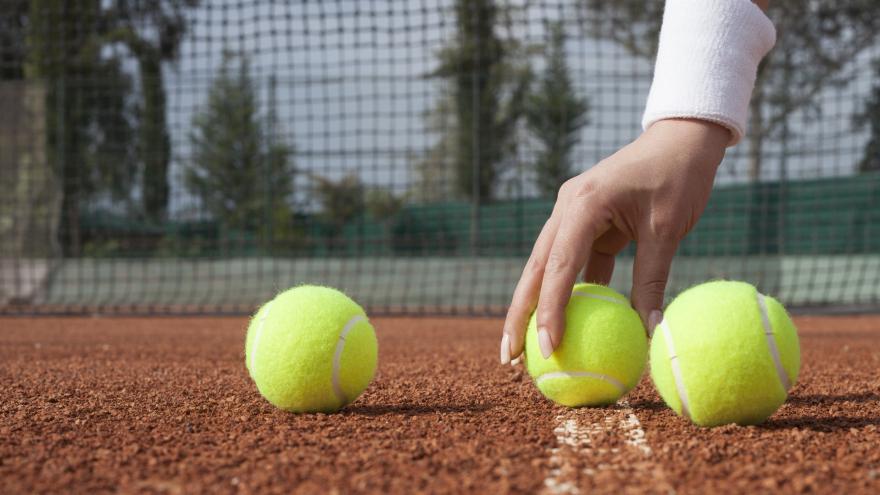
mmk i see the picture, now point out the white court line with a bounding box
[617,400,652,457]
[541,400,654,495]
[543,410,597,495]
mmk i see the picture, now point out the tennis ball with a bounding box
[650,280,800,427]
[245,285,378,413]
[525,283,648,407]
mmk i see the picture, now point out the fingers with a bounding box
[631,235,679,336]
[583,251,615,285]
[583,230,630,285]
[500,215,561,364]
[535,207,608,358]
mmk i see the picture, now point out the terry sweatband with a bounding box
[641,0,776,146]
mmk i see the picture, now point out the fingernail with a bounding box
[511,355,521,366]
[648,310,662,337]
[500,334,511,365]
[538,327,554,359]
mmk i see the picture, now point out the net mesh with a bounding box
[1,0,879,315]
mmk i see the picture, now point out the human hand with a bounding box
[500,118,729,363]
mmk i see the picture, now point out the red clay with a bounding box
[1,315,879,494]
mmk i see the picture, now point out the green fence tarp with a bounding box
[80,173,880,257]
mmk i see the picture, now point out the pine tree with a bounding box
[186,52,294,236]
[431,0,530,202]
[525,23,589,197]
[103,0,199,222]
[855,62,880,173]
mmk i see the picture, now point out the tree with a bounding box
[0,1,28,80]
[312,174,366,252]
[580,0,880,181]
[17,1,197,254]
[366,189,404,221]
[103,0,199,222]
[430,0,531,202]
[411,94,458,203]
[1,1,54,264]
[366,188,404,253]
[186,53,294,238]
[25,0,137,255]
[525,23,589,197]
[855,61,880,173]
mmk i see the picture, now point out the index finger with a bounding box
[501,214,561,363]
[535,206,610,358]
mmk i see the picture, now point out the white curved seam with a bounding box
[660,318,691,420]
[756,292,792,392]
[571,291,627,306]
[248,300,274,376]
[535,370,626,394]
[331,315,366,405]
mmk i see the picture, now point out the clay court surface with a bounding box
[2,315,879,494]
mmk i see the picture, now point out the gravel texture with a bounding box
[1,315,879,494]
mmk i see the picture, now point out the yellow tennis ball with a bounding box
[245,285,378,413]
[650,280,800,427]
[525,283,648,407]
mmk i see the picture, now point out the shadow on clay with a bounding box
[758,391,880,431]
[786,391,880,405]
[342,403,492,416]
[760,415,880,432]
[624,399,668,412]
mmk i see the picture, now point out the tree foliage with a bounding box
[854,61,880,174]
[313,174,366,228]
[311,173,366,252]
[0,0,28,80]
[25,0,137,254]
[14,1,198,253]
[525,23,589,197]
[103,0,199,222]
[186,53,294,237]
[411,93,458,203]
[430,0,531,202]
[366,188,404,222]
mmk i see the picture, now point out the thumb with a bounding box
[631,236,678,336]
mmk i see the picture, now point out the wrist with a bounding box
[647,119,728,171]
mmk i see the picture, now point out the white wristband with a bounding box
[642,0,776,146]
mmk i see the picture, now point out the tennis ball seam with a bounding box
[756,293,793,392]
[331,314,368,405]
[659,288,792,422]
[657,318,692,419]
[535,371,626,395]
[571,290,627,305]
